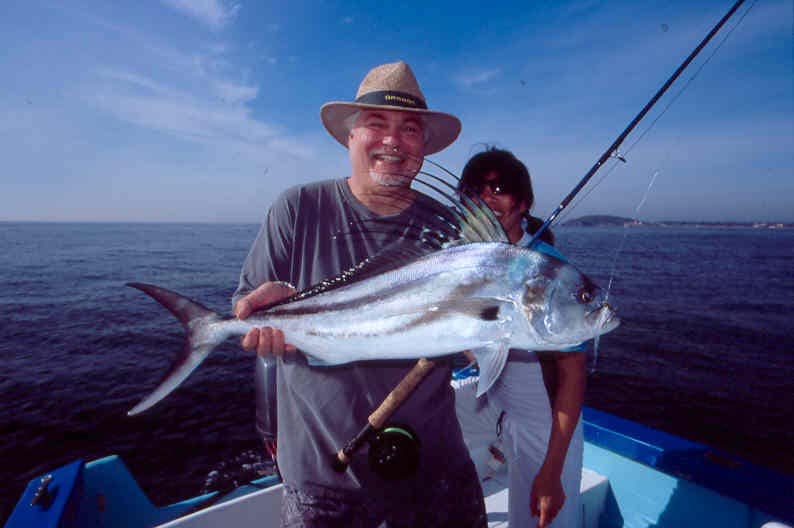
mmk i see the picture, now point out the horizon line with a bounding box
[2,218,793,226]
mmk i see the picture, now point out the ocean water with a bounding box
[1,222,793,521]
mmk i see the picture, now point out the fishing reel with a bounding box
[367,423,421,481]
[331,359,434,481]
[331,422,421,481]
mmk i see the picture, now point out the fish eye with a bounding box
[578,287,594,304]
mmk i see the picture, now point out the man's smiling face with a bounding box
[348,109,425,189]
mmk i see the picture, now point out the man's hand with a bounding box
[234,281,297,357]
[530,463,566,528]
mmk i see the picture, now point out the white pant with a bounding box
[455,356,583,527]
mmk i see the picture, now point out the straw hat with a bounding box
[320,61,462,155]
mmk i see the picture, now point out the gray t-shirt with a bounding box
[233,178,472,497]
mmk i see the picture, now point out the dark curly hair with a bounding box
[459,147,554,245]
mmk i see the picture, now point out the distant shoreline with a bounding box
[1,218,793,229]
[560,215,794,229]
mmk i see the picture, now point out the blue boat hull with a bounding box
[6,406,792,527]
[582,407,792,527]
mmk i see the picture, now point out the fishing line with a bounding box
[555,0,757,226]
[606,169,661,301]
[547,0,754,373]
[532,0,749,243]
[589,167,660,374]
[568,0,758,276]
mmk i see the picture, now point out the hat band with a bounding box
[354,90,428,110]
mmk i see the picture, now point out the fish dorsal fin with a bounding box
[414,167,509,245]
[262,162,508,311]
[275,238,434,307]
[340,167,510,249]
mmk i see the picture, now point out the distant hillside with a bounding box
[560,216,793,229]
[561,215,640,227]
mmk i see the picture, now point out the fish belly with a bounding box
[250,243,529,364]
[280,309,508,365]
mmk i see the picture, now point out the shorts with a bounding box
[280,461,486,528]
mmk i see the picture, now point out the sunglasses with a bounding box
[468,179,518,197]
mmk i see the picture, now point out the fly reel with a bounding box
[330,359,434,481]
[367,424,420,481]
[330,422,421,481]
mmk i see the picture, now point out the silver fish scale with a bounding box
[246,243,545,364]
[126,239,618,415]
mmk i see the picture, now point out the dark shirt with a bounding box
[233,178,472,498]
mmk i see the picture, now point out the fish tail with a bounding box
[126,282,225,416]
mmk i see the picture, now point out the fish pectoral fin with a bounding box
[473,343,510,397]
[305,355,332,367]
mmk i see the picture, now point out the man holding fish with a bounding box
[232,61,489,527]
[127,59,617,526]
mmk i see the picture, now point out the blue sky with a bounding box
[1,0,791,223]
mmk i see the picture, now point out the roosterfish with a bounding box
[126,179,619,415]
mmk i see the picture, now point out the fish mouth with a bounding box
[586,304,620,333]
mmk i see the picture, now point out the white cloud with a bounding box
[90,89,274,144]
[267,137,315,159]
[96,68,178,97]
[455,68,501,88]
[160,0,240,30]
[74,15,316,162]
[86,69,317,164]
[212,79,258,104]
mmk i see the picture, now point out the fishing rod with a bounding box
[329,0,749,480]
[331,358,434,480]
[530,0,747,245]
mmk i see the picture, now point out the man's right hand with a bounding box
[234,281,297,357]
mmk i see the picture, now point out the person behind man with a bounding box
[232,61,486,527]
[454,147,586,528]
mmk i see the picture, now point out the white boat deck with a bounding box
[153,380,611,528]
[155,463,611,528]
[480,464,609,528]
